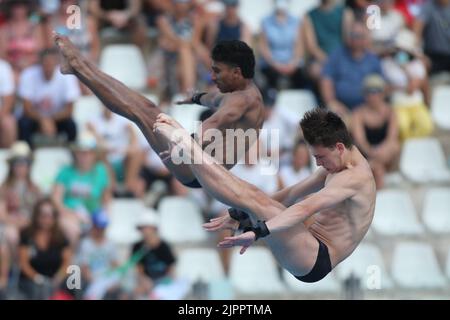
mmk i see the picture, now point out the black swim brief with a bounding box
[182,179,203,188]
[294,238,332,283]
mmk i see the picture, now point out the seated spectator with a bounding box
[88,0,147,52]
[259,0,307,92]
[87,107,144,198]
[43,0,100,63]
[321,21,383,123]
[52,131,112,244]
[0,58,16,148]
[78,210,120,300]
[345,0,372,22]
[352,75,400,189]
[382,29,430,104]
[0,0,43,83]
[18,198,72,300]
[156,0,211,96]
[18,48,80,147]
[143,0,174,29]
[0,141,41,250]
[303,0,354,90]
[278,140,312,189]
[0,233,10,300]
[132,209,176,299]
[413,0,450,75]
[370,0,405,55]
[206,0,251,49]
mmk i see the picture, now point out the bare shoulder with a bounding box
[222,87,261,108]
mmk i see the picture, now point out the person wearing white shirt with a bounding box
[0,59,17,148]
[278,140,312,190]
[18,48,80,146]
[87,107,145,197]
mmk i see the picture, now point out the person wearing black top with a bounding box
[18,198,72,299]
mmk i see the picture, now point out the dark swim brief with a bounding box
[182,178,202,188]
[294,238,332,283]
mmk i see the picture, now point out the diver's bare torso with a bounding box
[306,148,376,268]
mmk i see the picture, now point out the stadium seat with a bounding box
[431,85,450,130]
[158,196,208,244]
[100,44,147,91]
[372,189,424,236]
[275,90,317,126]
[399,138,450,183]
[229,247,285,295]
[238,0,273,34]
[283,269,340,294]
[289,0,319,18]
[73,96,102,131]
[391,241,447,289]
[31,147,72,194]
[334,243,393,290]
[176,248,225,283]
[169,94,209,134]
[422,188,450,234]
[106,199,145,245]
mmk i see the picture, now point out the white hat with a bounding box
[275,0,289,12]
[71,130,97,151]
[395,29,421,55]
[8,141,32,162]
[136,208,160,229]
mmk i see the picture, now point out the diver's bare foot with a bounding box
[53,32,78,74]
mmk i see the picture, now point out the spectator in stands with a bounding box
[0,58,16,148]
[87,107,145,198]
[394,0,425,28]
[413,0,450,75]
[0,237,9,300]
[143,0,174,29]
[206,0,251,49]
[345,0,372,22]
[43,0,100,63]
[321,21,383,123]
[278,140,312,190]
[78,209,120,300]
[88,0,147,52]
[18,198,72,300]
[382,29,430,105]
[303,0,354,87]
[0,141,41,252]
[52,131,112,244]
[0,0,43,83]
[259,0,307,92]
[351,75,400,189]
[370,0,405,55]
[156,0,211,96]
[18,48,80,147]
[132,208,176,298]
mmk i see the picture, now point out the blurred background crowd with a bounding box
[0,0,449,300]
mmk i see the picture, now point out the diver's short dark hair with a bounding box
[300,109,353,149]
[212,40,255,79]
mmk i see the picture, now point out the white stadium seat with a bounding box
[176,248,225,283]
[106,199,145,245]
[229,247,285,295]
[422,188,450,234]
[73,95,102,131]
[335,243,393,290]
[289,0,319,18]
[31,147,72,194]
[238,0,273,34]
[400,138,450,183]
[169,94,209,134]
[100,44,147,91]
[372,189,424,236]
[158,196,208,244]
[391,242,447,289]
[431,85,450,130]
